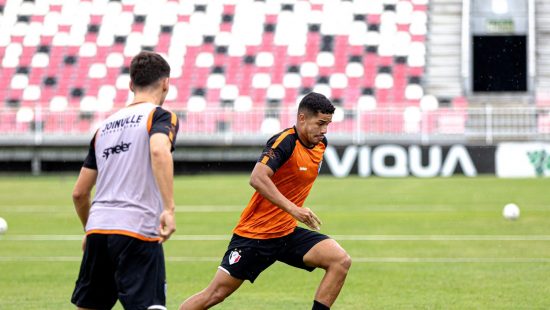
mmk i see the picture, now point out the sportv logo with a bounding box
[527,150,550,177]
[324,145,477,177]
[103,141,132,159]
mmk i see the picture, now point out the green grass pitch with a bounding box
[1,175,550,309]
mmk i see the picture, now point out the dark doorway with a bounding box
[473,35,527,92]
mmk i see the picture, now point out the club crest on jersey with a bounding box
[229,250,241,265]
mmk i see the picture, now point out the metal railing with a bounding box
[1,106,549,146]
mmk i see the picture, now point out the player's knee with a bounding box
[341,252,352,271]
[332,251,352,274]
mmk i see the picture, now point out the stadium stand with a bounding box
[0,0,438,136]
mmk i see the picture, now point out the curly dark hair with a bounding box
[130,51,170,88]
[298,92,335,116]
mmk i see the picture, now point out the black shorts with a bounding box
[71,234,166,310]
[219,227,330,283]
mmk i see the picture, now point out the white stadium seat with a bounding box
[312,84,332,98]
[106,53,124,68]
[31,53,49,68]
[375,73,394,89]
[261,117,281,134]
[80,42,98,57]
[187,96,207,112]
[396,1,414,24]
[252,73,271,89]
[11,74,29,90]
[300,62,319,77]
[50,96,69,112]
[166,85,178,101]
[358,95,377,111]
[220,85,239,100]
[80,96,99,112]
[420,95,439,111]
[332,107,345,122]
[256,52,274,67]
[234,96,253,112]
[196,52,214,67]
[364,0,384,14]
[405,84,424,100]
[317,52,335,67]
[23,85,41,101]
[267,85,286,100]
[16,107,34,123]
[283,73,302,89]
[330,73,348,89]
[89,63,107,79]
[207,74,226,89]
[346,63,365,78]
[116,75,131,90]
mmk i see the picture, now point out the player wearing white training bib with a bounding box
[85,102,178,240]
[71,51,178,310]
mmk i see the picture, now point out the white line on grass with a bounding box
[2,235,550,241]
[0,256,549,263]
[0,205,244,213]
[3,205,549,213]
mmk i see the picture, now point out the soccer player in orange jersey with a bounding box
[179,92,351,310]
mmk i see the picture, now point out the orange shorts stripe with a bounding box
[261,155,269,164]
[86,229,161,242]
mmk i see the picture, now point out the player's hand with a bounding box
[158,209,176,243]
[290,207,322,231]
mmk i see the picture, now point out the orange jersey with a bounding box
[234,127,327,239]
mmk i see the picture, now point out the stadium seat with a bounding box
[0,0,439,134]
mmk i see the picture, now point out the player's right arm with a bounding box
[250,163,322,230]
[73,134,98,229]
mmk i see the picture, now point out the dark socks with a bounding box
[312,300,330,310]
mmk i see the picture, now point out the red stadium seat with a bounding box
[0,0,437,134]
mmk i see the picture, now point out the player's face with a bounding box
[299,112,332,146]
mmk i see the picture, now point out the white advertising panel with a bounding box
[496,143,550,178]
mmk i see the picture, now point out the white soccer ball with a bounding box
[503,203,520,220]
[0,217,7,234]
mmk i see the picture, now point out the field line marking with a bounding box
[351,257,550,263]
[0,205,244,213]
[1,256,550,263]
[332,235,550,241]
[2,235,550,241]
[3,205,549,213]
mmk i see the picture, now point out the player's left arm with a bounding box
[149,107,179,242]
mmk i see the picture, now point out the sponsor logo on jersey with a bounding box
[229,250,241,265]
[299,167,308,171]
[102,141,132,159]
[101,114,143,134]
